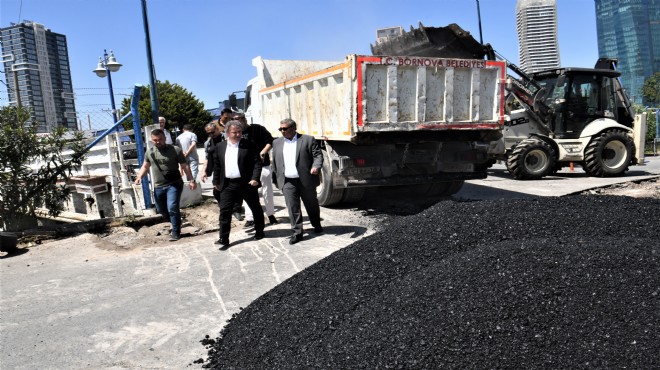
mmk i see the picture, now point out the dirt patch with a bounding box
[181,198,222,233]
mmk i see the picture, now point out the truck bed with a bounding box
[253,55,506,141]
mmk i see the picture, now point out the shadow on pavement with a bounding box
[0,248,30,259]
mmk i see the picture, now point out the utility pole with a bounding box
[141,0,159,127]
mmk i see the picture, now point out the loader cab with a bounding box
[534,68,631,139]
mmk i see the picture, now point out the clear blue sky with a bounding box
[1,0,599,124]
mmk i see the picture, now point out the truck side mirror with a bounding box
[228,94,237,108]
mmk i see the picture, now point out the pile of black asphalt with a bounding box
[201,195,660,369]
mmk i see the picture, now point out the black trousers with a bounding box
[219,180,264,240]
[282,177,321,236]
[213,187,243,227]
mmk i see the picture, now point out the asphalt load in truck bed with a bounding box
[201,195,660,369]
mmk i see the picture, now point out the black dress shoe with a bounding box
[244,220,255,228]
[289,234,303,245]
[214,239,230,247]
[268,215,278,225]
[313,226,324,234]
[254,232,265,240]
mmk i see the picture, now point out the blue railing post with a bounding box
[655,108,660,140]
[131,84,152,209]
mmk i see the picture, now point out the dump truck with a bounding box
[373,22,646,180]
[241,54,506,205]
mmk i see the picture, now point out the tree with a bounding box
[120,80,213,143]
[0,106,87,231]
[641,72,660,106]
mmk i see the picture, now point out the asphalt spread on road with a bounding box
[200,195,660,369]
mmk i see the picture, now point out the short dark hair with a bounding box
[280,118,297,129]
[151,128,164,137]
[182,123,193,131]
[221,108,233,115]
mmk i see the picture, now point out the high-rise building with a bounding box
[1,21,77,132]
[516,0,561,73]
[595,0,660,105]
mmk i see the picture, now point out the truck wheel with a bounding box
[341,187,365,203]
[420,180,464,196]
[506,138,556,180]
[420,182,450,196]
[475,158,496,172]
[316,151,344,206]
[583,130,634,177]
[443,180,465,196]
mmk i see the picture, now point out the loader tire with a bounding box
[316,150,344,206]
[583,130,634,177]
[550,163,565,175]
[506,138,556,180]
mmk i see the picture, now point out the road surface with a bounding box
[1,156,658,369]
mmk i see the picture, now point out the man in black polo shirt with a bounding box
[235,113,278,227]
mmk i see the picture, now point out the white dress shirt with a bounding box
[224,141,241,179]
[164,129,173,145]
[283,135,299,178]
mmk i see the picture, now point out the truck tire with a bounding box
[419,180,464,196]
[316,151,344,206]
[475,158,496,172]
[341,187,366,203]
[506,138,556,180]
[420,182,450,196]
[583,130,634,177]
[443,180,465,196]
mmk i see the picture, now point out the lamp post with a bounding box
[93,50,131,192]
[476,0,484,45]
[93,50,122,124]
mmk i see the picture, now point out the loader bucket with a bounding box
[370,22,491,59]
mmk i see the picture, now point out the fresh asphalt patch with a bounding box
[201,195,660,368]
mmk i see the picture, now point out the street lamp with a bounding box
[93,50,131,191]
[93,49,122,123]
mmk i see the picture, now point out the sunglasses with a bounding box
[278,126,291,132]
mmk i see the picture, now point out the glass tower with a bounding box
[595,0,660,105]
[1,21,77,132]
[516,0,561,73]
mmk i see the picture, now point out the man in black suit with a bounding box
[271,118,324,245]
[212,120,265,247]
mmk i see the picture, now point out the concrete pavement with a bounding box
[457,155,660,200]
[1,187,371,369]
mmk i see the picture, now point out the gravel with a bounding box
[201,195,660,369]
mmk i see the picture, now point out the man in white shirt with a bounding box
[211,121,265,247]
[159,116,173,145]
[175,123,199,181]
[271,118,324,245]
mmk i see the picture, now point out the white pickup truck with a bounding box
[243,54,506,205]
